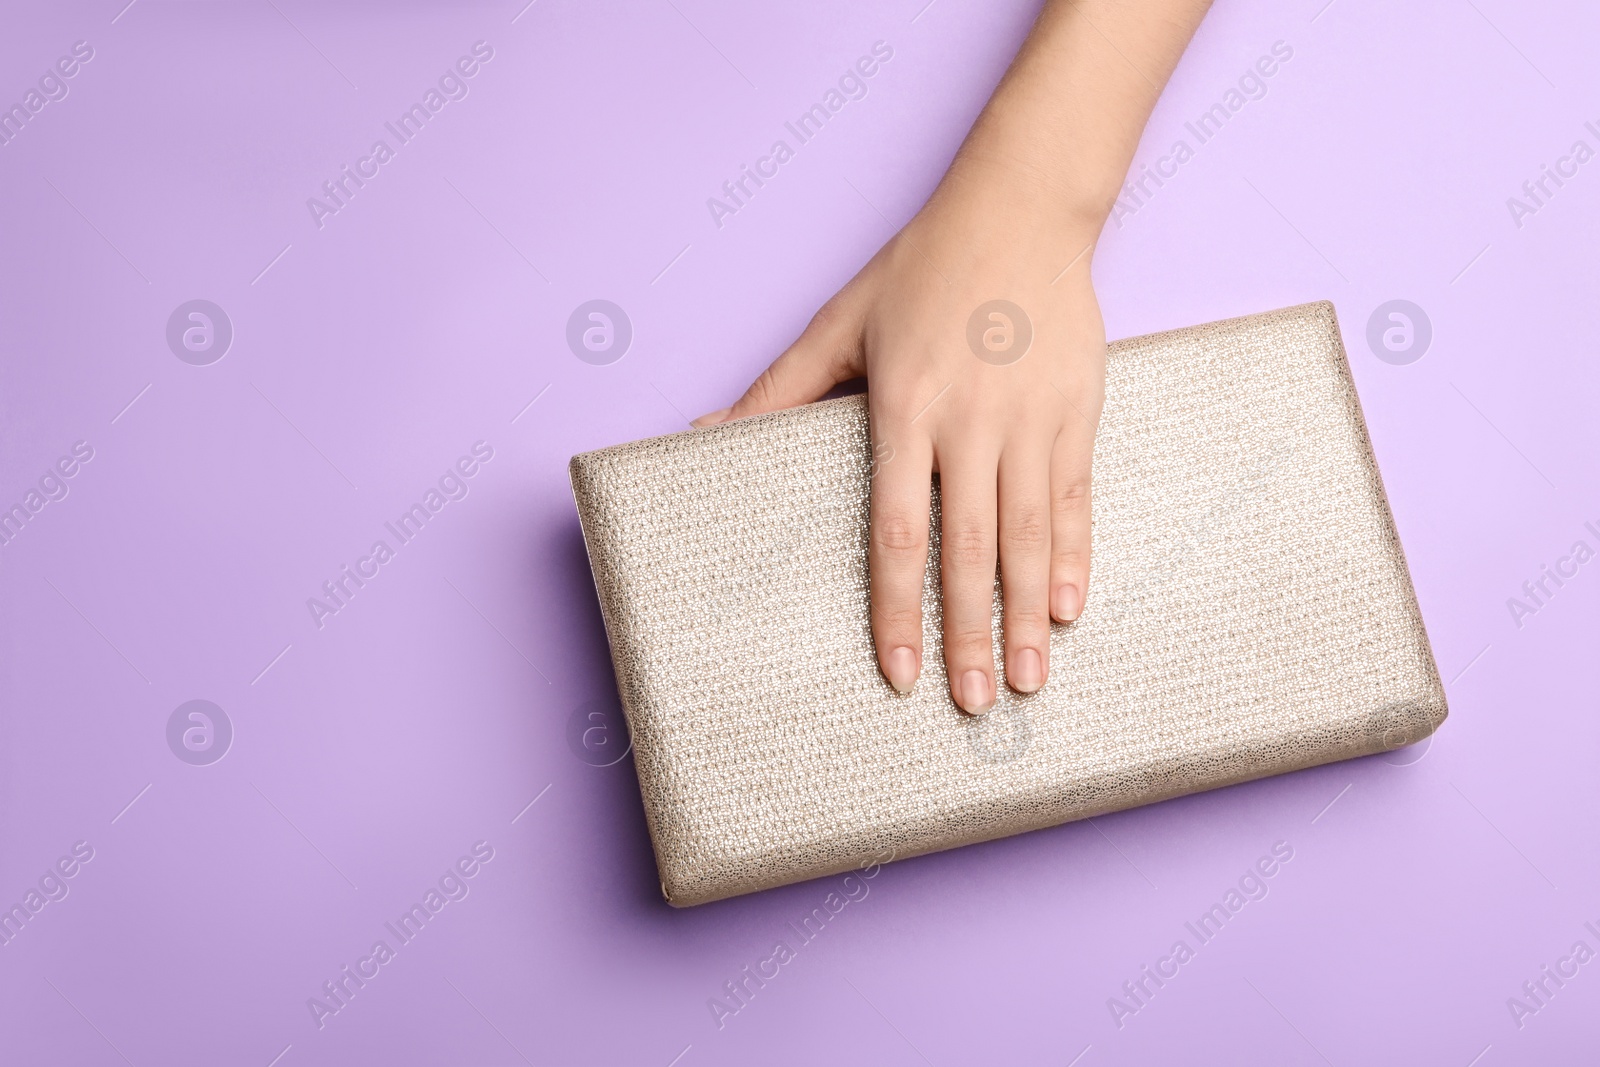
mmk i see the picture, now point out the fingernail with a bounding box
[1053,584,1083,622]
[885,646,919,695]
[1010,648,1043,693]
[958,670,994,715]
[691,407,732,428]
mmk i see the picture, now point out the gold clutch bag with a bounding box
[569,301,1445,906]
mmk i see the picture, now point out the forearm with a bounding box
[934,0,1212,242]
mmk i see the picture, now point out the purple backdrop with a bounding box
[2,0,1596,1063]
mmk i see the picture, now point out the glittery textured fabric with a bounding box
[568,302,1445,907]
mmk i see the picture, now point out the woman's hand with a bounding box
[694,0,1210,713]
[696,166,1106,714]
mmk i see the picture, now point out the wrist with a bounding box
[932,151,1111,257]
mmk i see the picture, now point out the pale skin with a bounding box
[694,0,1213,713]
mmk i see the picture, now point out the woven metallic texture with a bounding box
[569,301,1445,906]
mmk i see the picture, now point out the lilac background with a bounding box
[2,0,1597,1063]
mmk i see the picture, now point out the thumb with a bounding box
[693,304,864,426]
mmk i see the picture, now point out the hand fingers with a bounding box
[868,424,933,697]
[1049,416,1096,623]
[998,440,1052,693]
[936,444,1001,715]
[693,302,865,426]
